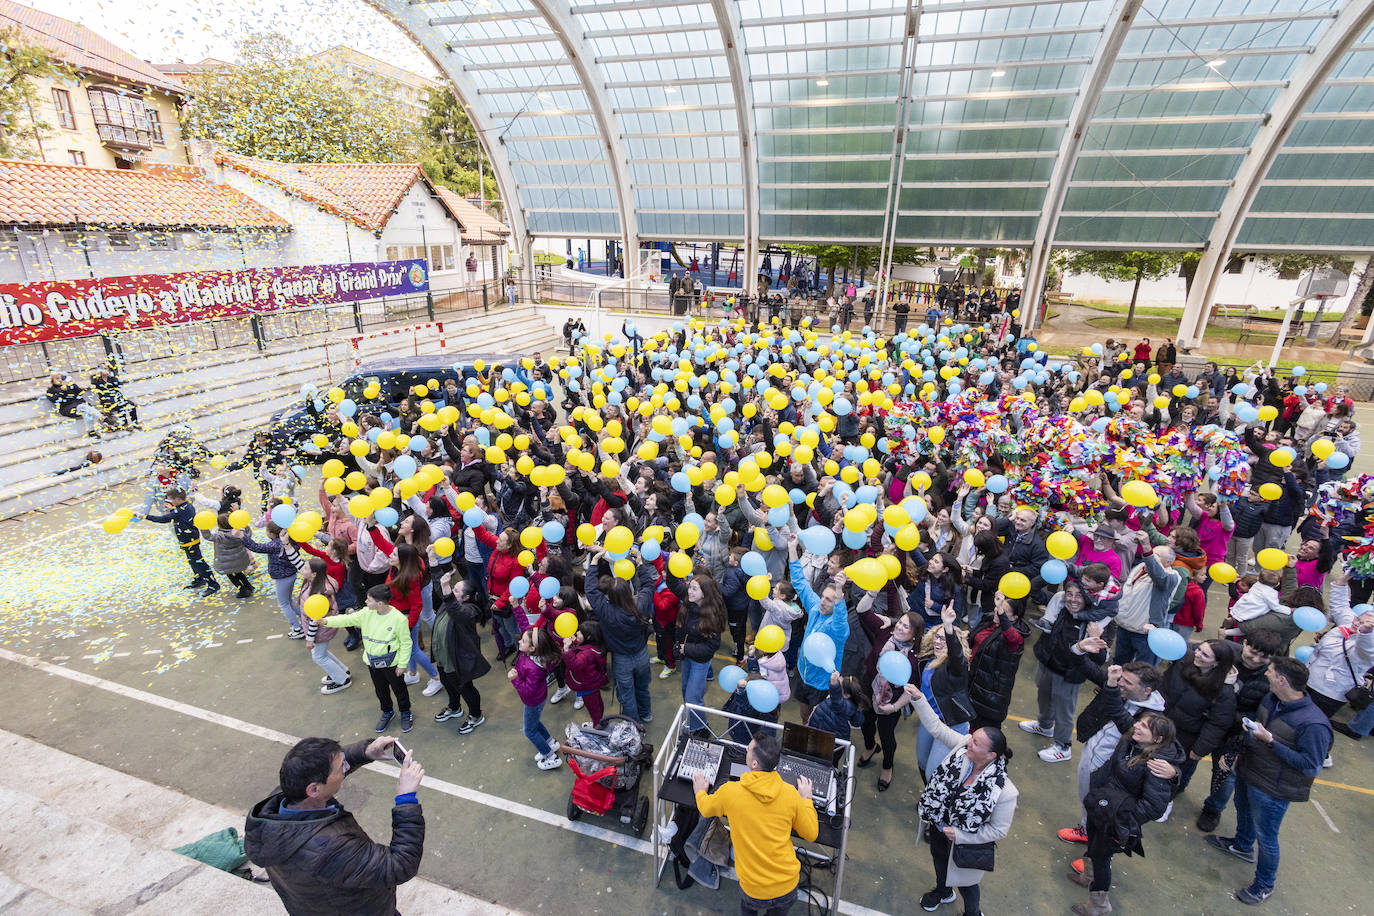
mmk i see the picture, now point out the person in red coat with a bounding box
[562,620,609,726]
[1172,567,1208,641]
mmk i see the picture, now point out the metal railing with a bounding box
[0,280,504,387]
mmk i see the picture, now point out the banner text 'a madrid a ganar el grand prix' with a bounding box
[0,260,430,348]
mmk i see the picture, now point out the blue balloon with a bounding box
[746,679,781,714]
[901,497,928,525]
[682,513,705,533]
[408,436,428,453]
[508,576,530,599]
[842,527,868,549]
[986,474,1008,494]
[1315,382,1328,393]
[1186,385,1199,399]
[270,504,296,528]
[739,551,767,578]
[474,427,491,446]
[538,576,560,600]
[1294,645,1315,664]
[640,539,661,562]
[877,650,912,686]
[789,487,807,505]
[1235,404,1259,423]
[542,521,565,544]
[1041,559,1068,585]
[337,398,357,418]
[1327,451,1351,470]
[462,507,485,528]
[718,664,747,692]
[393,455,417,479]
[374,506,398,527]
[1292,605,1326,632]
[802,632,837,673]
[799,525,836,555]
[833,396,853,416]
[671,471,691,493]
[767,506,791,528]
[1147,627,1187,662]
[1292,365,1306,377]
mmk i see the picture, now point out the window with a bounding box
[1224,256,1246,275]
[443,244,455,271]
[146,107,164,144]
[67,150,85,166]
[51,88,75,129]
[385,245,399,261]
[431,245,443,268]
[145,232,174,251]
[106,232,134,250]
[86,87,152,148]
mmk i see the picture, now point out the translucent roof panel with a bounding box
[397,0,1374,251]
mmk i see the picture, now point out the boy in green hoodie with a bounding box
[323,584,413,734]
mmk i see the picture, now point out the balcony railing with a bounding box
[94,120,152,150]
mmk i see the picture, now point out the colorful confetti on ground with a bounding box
[0,528,253,673]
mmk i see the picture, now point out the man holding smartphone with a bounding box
[246,736,425,915]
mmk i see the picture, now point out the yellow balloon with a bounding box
[1268,449,1293,468]
[1311,438,1335,460]
[434,537,455,558]
[1046,531,1078,561]
[746,574,770,601]
[1208,561,1237,584]
[520,526,543,549]
[321,459,345,478]
[895,523,921,551]
[193,510,216,530]
[1257,405,1278,422]
[455,491,477,511]
[324,476,345,496]
[668,551,694,577]
[347,495,372,519]
[762,484,788,508]
[345,471,366,491]
[228,509,251,529]
[303,594,330,620]
[576,523,597,546]
[349,439,370,458]
[845,557,888,591]
[964,468,986,488]
[754,624,785,654]
[101,515,128,534]
[1256,548,1288,570]
[517,550,534,567]
[554,612,579,639]
[1120,479,1158,508]
[999,571,1031,600]
[928,426,946,445]
[1258,482,1282,500]
[715,483,736,506]
[605,525,634,554]
[376,431,396,451]
[876,553,901,580]
[675,524,700,549]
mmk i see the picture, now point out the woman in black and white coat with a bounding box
[911,689,1019,916]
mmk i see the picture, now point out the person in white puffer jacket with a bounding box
[1304,571,1374,749]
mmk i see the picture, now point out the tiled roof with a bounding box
[433,186,511,244]
[0,158,290,230]
[0,0,185,96]
[216,152,423,232]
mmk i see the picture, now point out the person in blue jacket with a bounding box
[787,532,849,724]
[136,487,219,595]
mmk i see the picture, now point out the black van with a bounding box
[271,352,522,426]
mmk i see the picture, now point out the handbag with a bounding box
[1340,636,1373,711]
[951,840,996,872]
[368,649,398,669]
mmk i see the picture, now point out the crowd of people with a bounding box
[121,307,1374,916]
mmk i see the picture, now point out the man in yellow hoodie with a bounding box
[693,733,819,915]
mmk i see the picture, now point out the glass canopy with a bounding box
[387,0,1374,253]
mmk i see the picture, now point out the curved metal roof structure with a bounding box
[370,0,1374,338]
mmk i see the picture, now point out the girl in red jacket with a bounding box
[561,619,608,726]
[1171,567,1208,642]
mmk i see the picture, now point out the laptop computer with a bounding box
[777,723,836,804]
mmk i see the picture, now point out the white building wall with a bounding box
[376,184,464,292]
[1061,256,1369,316]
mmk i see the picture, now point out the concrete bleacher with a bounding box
[0,305,564,520]
[0,730,513,915]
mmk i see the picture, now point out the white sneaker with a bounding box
[550,685,572,704]
[1155,800,1174,823]
[1020,720,1054,738]
[573,696,584,710]
[403,671,421,686]
[422,678,443,697]
[1323,755,1334,768]
[659,666,677,679]
[1038,744,1072,763]
[536,752,562,771]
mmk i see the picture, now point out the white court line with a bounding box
[0,645,888,916]
[1311,798,1340,833]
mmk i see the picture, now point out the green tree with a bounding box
[180,33,422,162]
[1255,252,1352,280]
[418,87,499,213]
[779,244,927,291]
[1059,249,1183,328]
[0,26,58,159]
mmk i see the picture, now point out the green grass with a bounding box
[1080,301,1343,322]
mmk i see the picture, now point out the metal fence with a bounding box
[0,281,502,387]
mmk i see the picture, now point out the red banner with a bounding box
[0,259,430,348]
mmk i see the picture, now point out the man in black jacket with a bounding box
[1196,630,1283,832]
[998,508,1052,604]
[246,736,425,916]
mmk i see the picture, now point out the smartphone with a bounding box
[1241,717,1257,732]
[392,739,410,764]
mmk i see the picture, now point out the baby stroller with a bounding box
[561,715,654,836]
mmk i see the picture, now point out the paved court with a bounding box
[1,438,1372,915]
